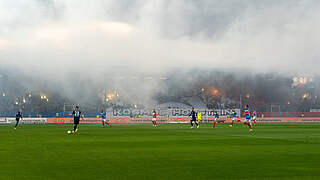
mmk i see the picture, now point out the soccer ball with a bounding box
[67,130,72,134]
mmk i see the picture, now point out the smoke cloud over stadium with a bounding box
[1,0,320,110]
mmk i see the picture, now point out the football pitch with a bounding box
[1,123,320,180]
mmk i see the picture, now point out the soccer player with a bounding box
[70,106,83,133]
[14,111,22,130]
[244,105,253,132]
[189,108,199,129]
[100,108,111,128]
[197,110,202,124]
[229,108,238,127]
[152,109,157,127]
[252,109,257,124]
[212,108,219,128]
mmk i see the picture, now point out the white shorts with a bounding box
[244,119,251,123]
[253,117,257,120]
[152,118,156,121]
[102,119,106,122]
[232,117,236,121]
[214,118,218,121]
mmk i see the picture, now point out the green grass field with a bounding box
[1,123,320,180]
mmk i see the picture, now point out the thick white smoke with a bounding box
[0,0,319,105]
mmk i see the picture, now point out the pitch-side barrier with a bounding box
[45,117,320,124]
[0,118,47,124]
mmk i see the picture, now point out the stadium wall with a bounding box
[2,111,320,118]
[259,112,320,117]
[44,117,320,124]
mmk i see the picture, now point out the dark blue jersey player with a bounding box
[189,108,199,129]
[70,106,83,133]
[14,111,22,130]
